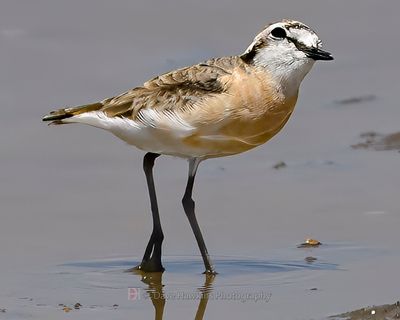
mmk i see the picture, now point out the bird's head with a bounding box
[241,20,333,92]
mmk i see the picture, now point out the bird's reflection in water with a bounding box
[132,270,215,320]
[141,272,165,320]
[194,274,214,320]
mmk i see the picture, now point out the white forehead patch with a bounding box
[289,28,320,48]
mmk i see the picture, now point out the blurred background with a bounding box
[1,1,399,319]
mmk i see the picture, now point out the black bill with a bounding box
[287,37,334,61]
[303,47,333,61]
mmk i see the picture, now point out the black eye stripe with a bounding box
[270,27,286,39]
[286,37,307,51]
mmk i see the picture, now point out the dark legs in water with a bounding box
[182,159,216,274]
[136,152,164,272]
[136,155,215,274]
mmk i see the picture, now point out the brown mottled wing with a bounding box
[100,57,239,121]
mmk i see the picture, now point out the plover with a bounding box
[43,19,333,274]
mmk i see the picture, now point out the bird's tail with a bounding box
[42,102,104,125]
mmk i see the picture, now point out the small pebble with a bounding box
[298,238,322,248]
[334,94,376,105]
[0,308,6,313]
[273,161,287,170]
[62,306,72,313]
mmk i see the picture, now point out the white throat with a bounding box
[253,48,315,97]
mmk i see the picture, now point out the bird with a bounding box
[42,19,333,274]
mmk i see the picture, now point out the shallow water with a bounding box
[1,244,393,319]
[1,0,400,319]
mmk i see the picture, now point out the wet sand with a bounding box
[1,0,400,319]
[331,301,400,320]
[352,131,400,152]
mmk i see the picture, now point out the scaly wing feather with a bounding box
[42,57,242,126]
[100,57,239,123]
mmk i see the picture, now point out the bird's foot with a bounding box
[129,258,165,273]
[203,269,218,276]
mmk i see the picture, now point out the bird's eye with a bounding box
[271,27,286,39]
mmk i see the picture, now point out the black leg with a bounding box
[182,158,216,274]
[136,152,164,272]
